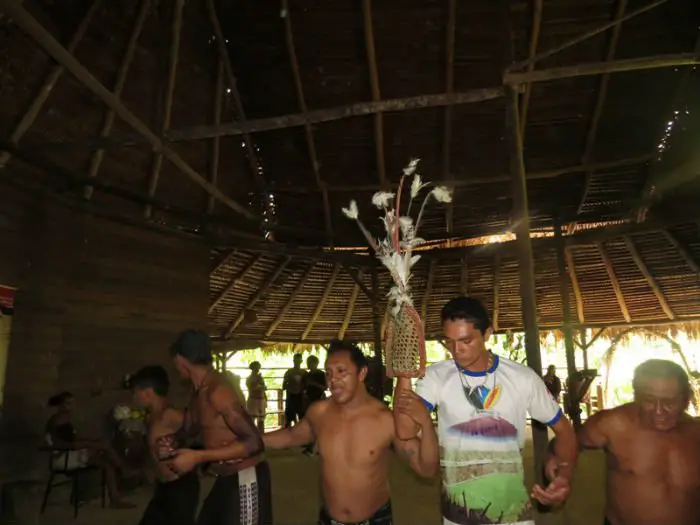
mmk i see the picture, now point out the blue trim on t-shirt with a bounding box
[547,408,563,427]
[457,354,500,377]
[419,395,435,412]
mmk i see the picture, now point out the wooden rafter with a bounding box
[0,0,256,219]
[209,254,264,315]
[301,264,340,340]
[281,0,333,242]
[362,0,387,187]
[564,247,585,324]
[518,0,544,138]
[441,0,456,234]
[575,327,607,350]
[265,263,316,337]
[460,254,468,296]
[339,270,363,339]
[507,0,670,71]
[265,155,652,194]
[54,87,505,150]
[207,57,224,215]
[0,0,101,168]
[84,0,151,200]
[224,256,292,338]
[422,259,437,322]
[492,255,501,331]
[341,264,373,301]
[145,0,184,218]
[596,241,631,323]
[211,249,237,276]
[663,230,700,275]
[206,0,265,195]
[574,0,629,225]
[623,236,676,319]
[504,53,700,85]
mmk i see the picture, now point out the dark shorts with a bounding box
[197,461,272,525]
[318,500,392,525]
[138,471,199,525]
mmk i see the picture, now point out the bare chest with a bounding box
[315,414,391,467]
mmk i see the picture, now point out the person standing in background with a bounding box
[283,353,307,427]
[302,355,326,455]
[544,365,562,403]
[246,361,267,433]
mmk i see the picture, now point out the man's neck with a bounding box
[462,351,492,373]
[190,366,213,390]
[149,397,169,417]
[337,389,370,412]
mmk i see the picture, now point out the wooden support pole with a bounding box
[623,236,676,319]
[339,270,363,339]
[301,264,340,340]
[145,0,184,218]
[422,260,437,322]
[207,57,224,215]
[555,221,581,427]
[460,254,469,296]
[518,0,543,138]
[0,0,256,220]
[505,85,548,477]
[206,0,265,194]
[362,0,387,187]
[209,254,264,315]
[596,242,632,323]
[441,0,457,233]
[84,0,150,199]
[504,53,700,85]
[265,263,316,337]
[0,0,101,168]
[507,0,670,72]
[492,255,501,332]
[341,264,373,301]
[564,248,585,324]
[663,230,700,275]
[224,256,292,338]
[574,0,628,226]
[371,266,384,398]
[281,0,333,241]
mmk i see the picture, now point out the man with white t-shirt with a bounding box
[394,296,578,525]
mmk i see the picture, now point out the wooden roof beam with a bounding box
[339,270,363,339]
[460,254,468,296]
[504,53,700,85]
[564,247,585,324]
[0,0,256,220]
[211,249,238,276]
[362,0,387,188]
[224,256,292,337]
[441,0,457,234]
[209,253,264,315]
[301,264,341,340]
[0,0,101,169]
[265,263,316,338]
[506,0,670,72]
[663,230,700,275]
[341,264,373,301]
[84,0,150,200]
[207,57,224,215]
[492,255,501,331]
[596,241,631,323]
[518,0,544,138]
[573,0,628,229]
[422,259,437,322]
[145,0,184,218]
[623,236,676,320]
[281,0,333,242]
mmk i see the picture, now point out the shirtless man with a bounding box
[576,359,700,525]
[166,329,271,525]
[131,365,199,525]
[264,340,439,525]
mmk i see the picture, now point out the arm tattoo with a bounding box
[221,403,264,456]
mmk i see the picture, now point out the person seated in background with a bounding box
[246,361,267,433]
[45,391,135,509]
[131,365,199,525]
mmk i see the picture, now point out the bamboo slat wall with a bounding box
[0,181,209,481]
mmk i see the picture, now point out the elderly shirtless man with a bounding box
[264,340,439,525]
[166,329,271,525]
[576,359,700,525]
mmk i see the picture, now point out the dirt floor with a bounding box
[34,435,605,525]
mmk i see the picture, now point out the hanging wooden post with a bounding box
[554,219,581,427]
[371,266,384,399]
[505,85,548,480]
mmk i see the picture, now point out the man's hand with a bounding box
[167,448,202,476]
[531,458,573,506]
[395,389,431,429]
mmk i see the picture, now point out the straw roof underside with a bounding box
[209,223,700,344]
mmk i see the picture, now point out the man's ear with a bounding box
[484,328,494,341]
[359,366,368,382]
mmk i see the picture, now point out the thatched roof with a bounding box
[1,0,699,344]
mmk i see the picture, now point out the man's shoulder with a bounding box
[424,359,455,377]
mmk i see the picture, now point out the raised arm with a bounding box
[393,377,420,440]
[392,396,439,478]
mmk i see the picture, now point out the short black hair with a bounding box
[307,355,319,365]
[293,353,303,361]
[249,361,261,371]
[441,296,491,334]
[169,329,213,365]
[48,391,73,407]
[130,365,170,396]
[633,359,691,399]
[326,340,369,371]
